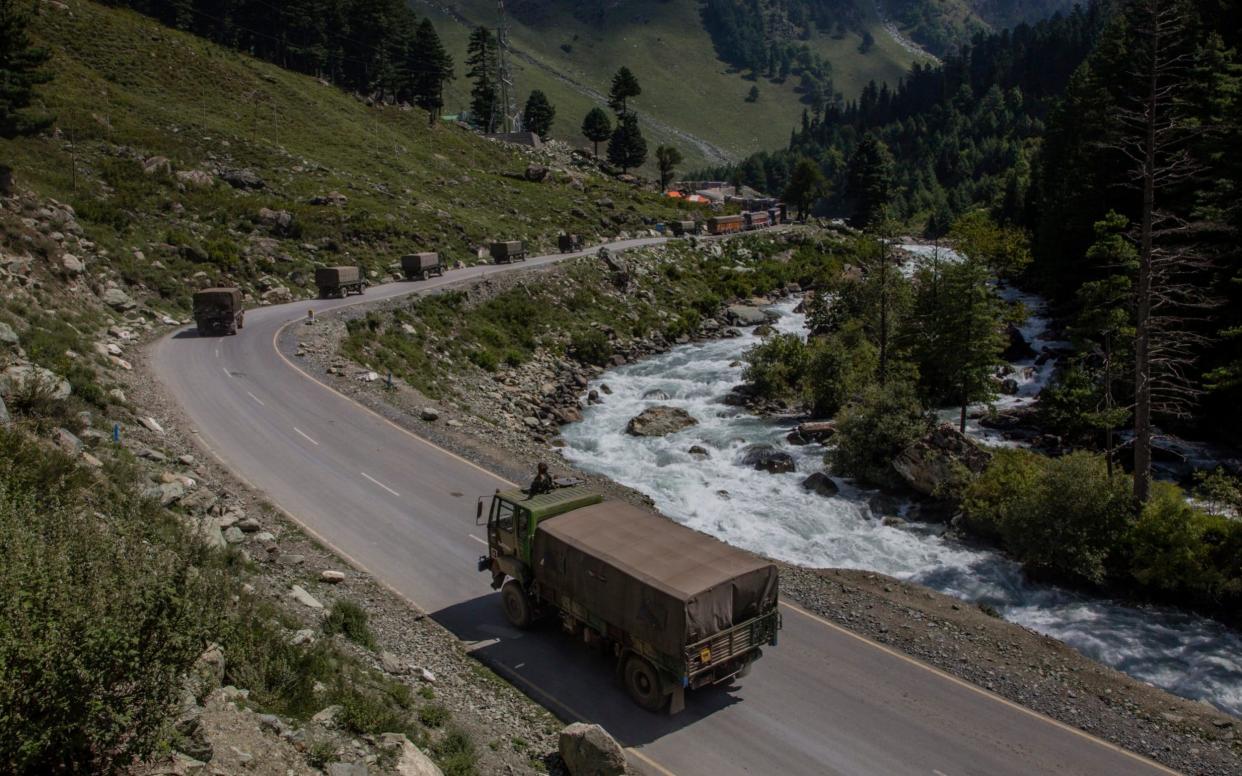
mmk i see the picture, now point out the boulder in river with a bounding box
[626,406,698,437]
[740,443,796,474]
[1003,323,1037,361]
[725,305,767,326]
[786,421,837,446]
[801,471,839,497]
[891,424,991,497]
[642,389,670,401]
[688,445,711,459]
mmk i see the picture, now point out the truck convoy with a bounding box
[315,266,366,298]
[401,253,443,281]
[192,288,244,336]
[477,486,780,713]
[490,241,527,264]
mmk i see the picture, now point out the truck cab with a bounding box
[477,487,603,589]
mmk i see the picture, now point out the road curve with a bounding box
[153,240,1175,776]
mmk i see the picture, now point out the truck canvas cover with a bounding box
[193,288,240,310]
[532,501,778,656]
[402,253,439,271]
[316,266,360,285]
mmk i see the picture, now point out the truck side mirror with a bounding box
[475,498,485,526]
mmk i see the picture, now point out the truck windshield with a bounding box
[495,500,516,533]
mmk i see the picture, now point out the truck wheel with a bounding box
[623,654,666,712]
[500,581,532,629]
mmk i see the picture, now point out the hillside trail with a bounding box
[414,0,735,165]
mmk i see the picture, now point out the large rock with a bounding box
[0,396,9,427]
[0,321,17,346]
[559,722,627,776]
[725,305,766,326]
[626,406,697,437]
[0,365,72,401]
[1003,323,1037,361]
[786,421,836,446]
[892,424,992,498]
[101,287,136,311]
[380,734,443,776]
[188,644,225,699]
[801,471,839,497]
[219,168,265,189]
[739,444,796,474]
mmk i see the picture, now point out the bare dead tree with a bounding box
[1101,0,1215,504]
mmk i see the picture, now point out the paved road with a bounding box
[153,240,1175,776]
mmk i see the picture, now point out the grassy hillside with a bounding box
[1,0,695,313]
[417,0,922,171]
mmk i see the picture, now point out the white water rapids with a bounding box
[560,249,1242,717]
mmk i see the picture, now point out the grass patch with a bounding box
[418,703,451,729]
[323,599,377,650]
[432,728,479,776]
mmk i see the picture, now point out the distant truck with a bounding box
[193,288,244,336]
[558,234,583,253]
[706,214,744,235]
[315,266,366,298]
[477,486,780,713]
[670,220,698,237]
[401,253,443,281]
[490,241,527,264]
[744,211,770,231]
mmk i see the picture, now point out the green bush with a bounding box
[0,430,222,773]
[964,450,1132,585]
[418,703,451,728]
[337,685,413,737]
[1128,484,1230,600]
[569,329,612,367]
[828,380,929,488]
[323,599,376,650]
[433,728,479,776]
[743,333,808,401]
[960,448,1043,541]
[802,323,877,417]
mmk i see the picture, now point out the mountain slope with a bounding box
[417,0,925,169]
[1,0,690,314]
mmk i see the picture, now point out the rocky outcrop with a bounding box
[558,723,627,776]
[626,406,697,437]
[891,424,991,498]
[1003,323,1037,361]
[740,443,796,474]
[1,364,72,401]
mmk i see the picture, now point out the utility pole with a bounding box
[496,1,521,133]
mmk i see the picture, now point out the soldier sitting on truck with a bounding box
[529,462,554,496]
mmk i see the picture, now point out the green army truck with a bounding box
[490,241,527,264]
[192,287,244,336]
[477,486,780,713]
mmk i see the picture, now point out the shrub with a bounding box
[418,703,451,728]
[433,728,479,776]
[0,430,222,773]
[337,685,413,737]
[742,333,807,401]
[569,329,612,367]
[323,599,376,650]
[802,323,877,417]
[961,448,1043,542]
[1128,483,1228,600]
[828,380,929,488]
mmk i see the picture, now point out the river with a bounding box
[559,248,1242,717]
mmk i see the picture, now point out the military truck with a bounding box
[477,486,780,713]
[670,220,698,237]
[558,234,583,253]
[490,241,527,264]
[401,253,443,281]
[315,266,366,298]
[192,287,244,336]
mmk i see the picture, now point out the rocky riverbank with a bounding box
[308,247,1242,775]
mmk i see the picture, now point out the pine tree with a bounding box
[783,158,824,219]
[607,112,647,173]
[608,66,641,116]
[410,18,453,124]
[655,145,683,190]
[522,90,556,141]
[0,0,52,192]
[846,133,895,228]
[466,26,499,132]
[581,107,612,157]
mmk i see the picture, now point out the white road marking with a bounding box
[360,472,400,497]
[933,770,950,776]
[293,427,320,446]
[221,367,231,377]
[215,346,220,358]
[467,534,487,545]
[246,391,265,406]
